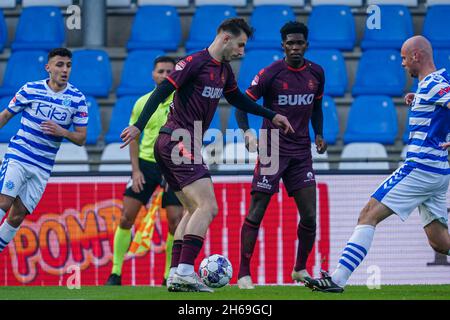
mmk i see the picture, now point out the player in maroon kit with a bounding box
[235,21,327,289]
[120,18,294,292]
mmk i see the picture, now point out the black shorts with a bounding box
[123,158,182,208]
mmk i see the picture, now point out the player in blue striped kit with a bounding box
[304,36,450,293]
[0,48,88,253]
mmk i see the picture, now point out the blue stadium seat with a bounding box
[344,95,398,144]
[11,6,65,51]
[104,96,140,144]
[0,10,7,53]
[186,5,237,52]
[423,5,450,49]
[0,50,47,97]
[246,5,296,51]
[361,5,413,50]
[83,96,101,145]
[0,97,22,143]
[70,49,113,97]
[117,50,165,97]
[308,5,355,51]
[352,50,405,96]
[203,109,222,145]
[309,95,339,145]
[305,49,347,97]
[127,6,181,51]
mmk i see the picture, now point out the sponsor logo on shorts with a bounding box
[257,175,272,190]
[304,171,315,182]
[5,180,15,191]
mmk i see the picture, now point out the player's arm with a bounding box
[311,97,327,154]
[41,121,87,146]
[128,99,146,193]
[235,103,259,152]
[224,89,294,134]
[120,79,175,148]
[0,108,14,129]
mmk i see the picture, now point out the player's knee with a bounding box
[208,201,219,218]
[7,212,26,228]
[429,240,449,255]
[300,209,316,228]
[119,214,134,229]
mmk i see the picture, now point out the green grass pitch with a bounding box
[0,284,449,300]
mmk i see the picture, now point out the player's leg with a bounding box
[420,178,450,256]
[424,220,450,256]
[237,191,271,288]
[162,187,184,284]
[107,160,160,285]
[291,185,316,282]
[169,178,217,292]
[0,194,14,222]
[0,196,28,253]
[165,190,196,287]
[305,197,393,293]
[281,156,317,282]
[106,195,144,285]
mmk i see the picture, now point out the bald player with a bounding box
[304,35,450,293]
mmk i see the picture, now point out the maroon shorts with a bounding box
[154,133,211,192]
[251,153,316,196]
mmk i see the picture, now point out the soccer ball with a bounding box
[198,254,233,288]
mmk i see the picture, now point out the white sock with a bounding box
[331,224,375,288]
[169,267,177,278]
[177,263,194,276]
[0,209,5,222]
[0,221,20,252]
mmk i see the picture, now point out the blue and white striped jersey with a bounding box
[4,79,88,175]
[406,68,450,174]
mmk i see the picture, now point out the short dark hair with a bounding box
[153,56,176,69]
[280,21,308,41]
[48,48,72,61]
[217,18,254,39]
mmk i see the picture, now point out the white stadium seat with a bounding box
[339,143,390,170]
[53,143,89,172]
[137,0,189,6]
[311,143,330,170]
[366,0,418,6]
[22,0,72,7]
[253,0,304,5]
[311,0,363,5]
[0,0,15,8]
[195,0,247,5]
[99,143,131,172]
[216,142,257,171]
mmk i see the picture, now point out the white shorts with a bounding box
[372,163,450,227]
[0,157,50,213]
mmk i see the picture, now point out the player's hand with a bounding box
[131,170,145,193]
[440,142,450,150]
[272,114,295,135]
[120,125,141,149]
[244,131,258,153]
[41,120,66,137]
[404,92,415,106]
[315,135,328,154]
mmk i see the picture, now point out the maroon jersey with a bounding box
[165,49,238,138]
[246,59,325,156]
